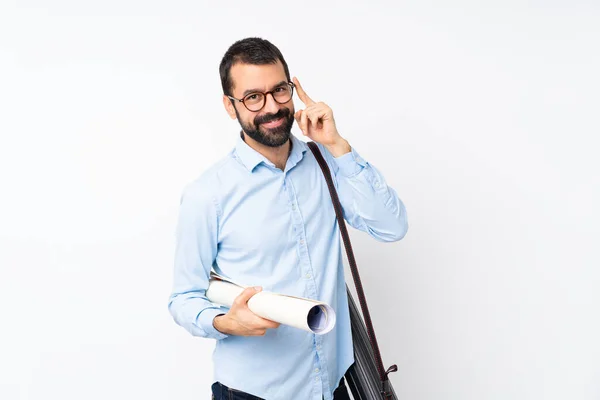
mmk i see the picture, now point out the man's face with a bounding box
[224,61,295,147]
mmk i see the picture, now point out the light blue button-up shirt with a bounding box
[168,133,408,400]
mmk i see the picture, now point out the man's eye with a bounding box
[246,94,259,101]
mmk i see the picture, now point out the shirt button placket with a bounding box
[286,177,316,295]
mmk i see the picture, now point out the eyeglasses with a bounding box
[227,82,295,112]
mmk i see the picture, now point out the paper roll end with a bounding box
[307,304,336,335]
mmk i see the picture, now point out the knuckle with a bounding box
[234,296,246,306]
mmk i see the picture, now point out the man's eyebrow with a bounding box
[242,81,288,98]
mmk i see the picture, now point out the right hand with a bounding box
[213,286,280,336]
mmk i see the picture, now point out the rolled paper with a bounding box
[205,273,336,335]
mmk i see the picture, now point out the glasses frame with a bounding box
[227,81,295,112]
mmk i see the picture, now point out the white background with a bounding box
[1,1,599,399]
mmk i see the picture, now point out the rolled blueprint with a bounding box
[205,272,336,335]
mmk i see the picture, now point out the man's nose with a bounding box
[262,92,280,114]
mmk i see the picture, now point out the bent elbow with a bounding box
[394,218,408,241]
[390,202,409,241]
[387,211,409,242]
[368,217,408,242]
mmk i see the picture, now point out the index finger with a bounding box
[292,76,315,106]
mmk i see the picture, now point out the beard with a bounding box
[236,107,295,147]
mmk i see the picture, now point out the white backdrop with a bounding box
[1,1,598,399]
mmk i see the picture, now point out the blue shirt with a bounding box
[168,133,408,400]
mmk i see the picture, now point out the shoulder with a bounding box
[307,141,339,174]
[180,150,236,205]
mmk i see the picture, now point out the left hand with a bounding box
[293,77,345,148]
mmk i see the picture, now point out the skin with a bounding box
[214,60,352,337]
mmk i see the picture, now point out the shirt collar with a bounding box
[234,131,308,173]
[286,134,308,171]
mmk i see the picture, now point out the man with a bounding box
[168,37,408,400]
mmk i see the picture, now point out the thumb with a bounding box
[234,286,262,306]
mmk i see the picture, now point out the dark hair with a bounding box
[219,37,291,96]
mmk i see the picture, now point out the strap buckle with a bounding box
[380,365,398,398]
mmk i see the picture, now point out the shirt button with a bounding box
[315,368,320,373]
[299,239,304,245]
[292,204,296,210]
[306,273,311,279]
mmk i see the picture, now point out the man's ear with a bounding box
[223,95,237,120]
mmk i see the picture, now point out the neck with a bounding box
[241,131,292,171]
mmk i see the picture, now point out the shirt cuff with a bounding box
[196,307,229,340]
[333,147,368,177]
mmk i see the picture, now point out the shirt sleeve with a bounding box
[168,180,229,340]
[316,143,408,242]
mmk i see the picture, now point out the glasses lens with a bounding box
[273,85,293,104]
[244,93,265,111]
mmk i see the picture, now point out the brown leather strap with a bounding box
[307,141,397,392]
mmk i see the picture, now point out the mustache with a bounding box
[254,108,291,126]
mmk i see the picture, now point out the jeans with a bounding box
[211,377,351,400]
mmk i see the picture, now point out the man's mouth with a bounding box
[261,117,284,128]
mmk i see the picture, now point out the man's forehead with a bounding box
[230,61,287,94]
